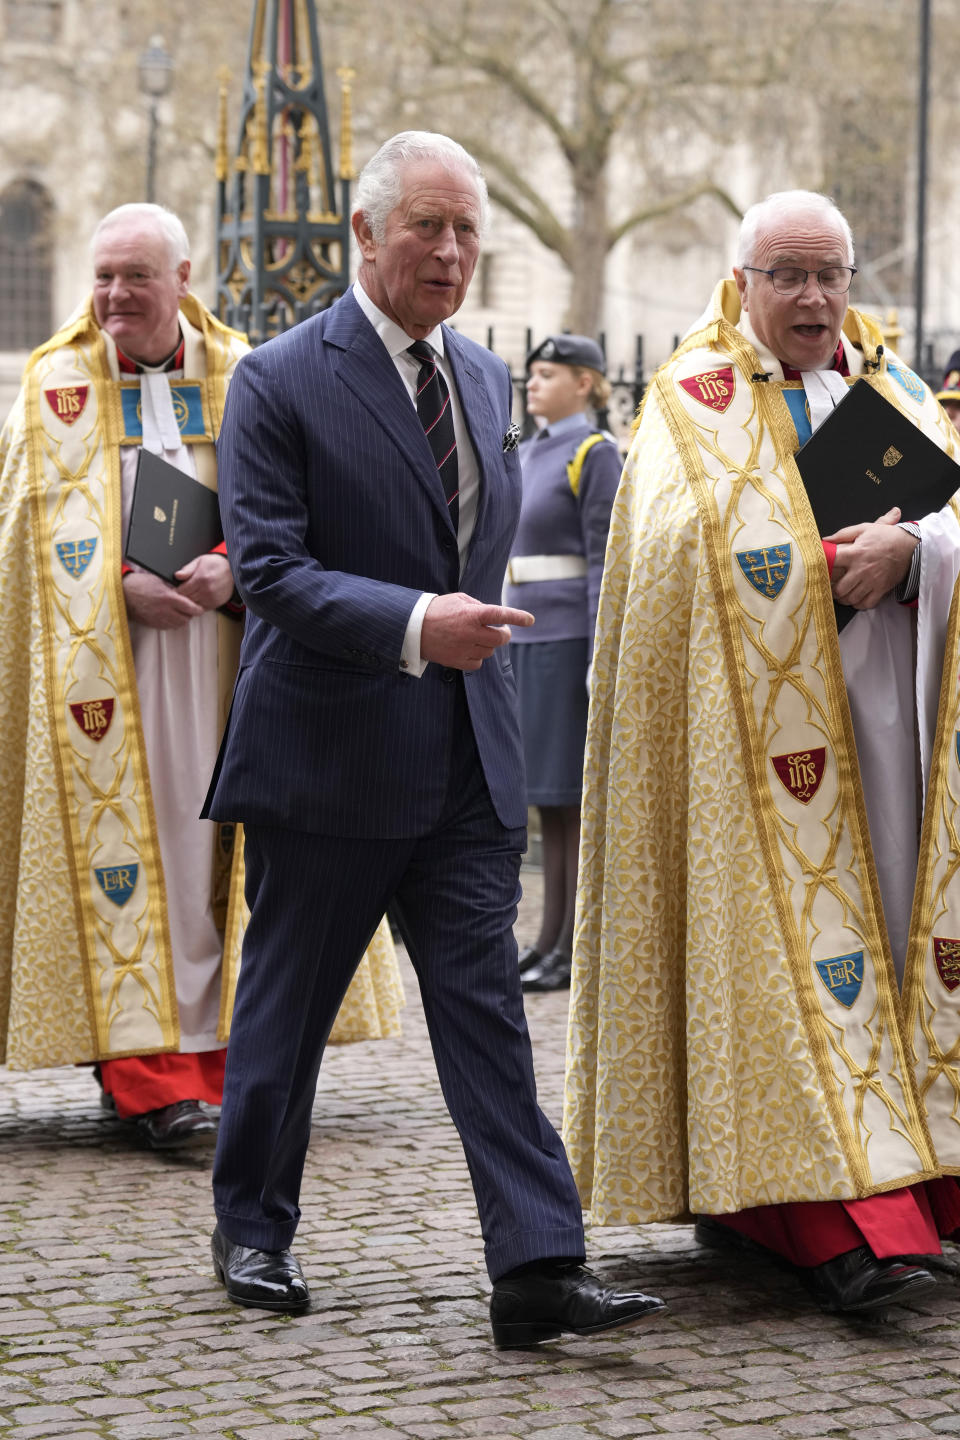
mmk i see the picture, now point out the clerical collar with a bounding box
[116,336,185,375]
[780,340,848,382]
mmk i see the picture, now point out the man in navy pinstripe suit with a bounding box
[203,131,665,1348]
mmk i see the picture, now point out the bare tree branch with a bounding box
[606,183,743,251]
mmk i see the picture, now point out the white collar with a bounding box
[353,281,445,361]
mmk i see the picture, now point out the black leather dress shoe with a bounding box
[517,945,543,975]
[136,1099,216,1149]
[805,1246,936,1314]
[696,1217,937,1315]
[520,948,571,992]
[490,1261,666,1348]
[211,1225,310,1313]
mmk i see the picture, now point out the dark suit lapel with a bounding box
[326,293,451,525]
[444,328,498,541]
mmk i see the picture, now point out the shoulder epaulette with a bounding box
[566,430,617,498]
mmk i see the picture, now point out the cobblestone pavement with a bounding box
[4,868,960,1440]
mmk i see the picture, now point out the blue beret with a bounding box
[527,333,606,374]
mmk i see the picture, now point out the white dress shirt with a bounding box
[353,280,480,675]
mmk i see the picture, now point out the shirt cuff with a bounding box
[400,592,437,677]
[895,522,922,603]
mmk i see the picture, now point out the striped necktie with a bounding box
[407,340,459,528]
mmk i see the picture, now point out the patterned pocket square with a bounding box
[502,422,521,453]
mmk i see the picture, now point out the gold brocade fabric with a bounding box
[565,282,960,1224]
[0,297,405,1066]
[329,916,405,1046]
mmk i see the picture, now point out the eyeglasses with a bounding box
[741,265,858,296]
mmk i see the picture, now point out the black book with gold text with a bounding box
[125,448,223,583]
[794,378,960,630]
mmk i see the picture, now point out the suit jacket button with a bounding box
[441,668,456,683]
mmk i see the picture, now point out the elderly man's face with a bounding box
[734,211,850,371]
[93,220,189,365]
[353,159,482,339]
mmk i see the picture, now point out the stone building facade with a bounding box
[2,0,960,422]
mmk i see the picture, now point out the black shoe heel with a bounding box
[491,1320,562,1349]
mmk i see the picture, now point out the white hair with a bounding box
[354,130,489,242]
[91,203,190,267]
[736,190,855,268]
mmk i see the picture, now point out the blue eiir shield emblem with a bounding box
[94,864,139,907]
[886,362,926,405]
[55,537,97,580]
[814,952,864,1009]
[736,544,791,599]
[120,382,207,441]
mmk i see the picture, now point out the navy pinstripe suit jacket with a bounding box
[204,290,527,838]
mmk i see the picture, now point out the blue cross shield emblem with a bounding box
[94,864,139,907]
[735,544,791,600]
[886,362,926,405]
[55,537,97,580]
[814,952,864,1009]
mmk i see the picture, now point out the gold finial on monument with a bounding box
[337,66,356,181]
[216,2,354,338]
[295,112,313,175]
[882,308,905,351]
[215,67,231,184]
[252,59,271,176]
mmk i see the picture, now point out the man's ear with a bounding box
[352,209,377,262]
[733,266,748,310]
[176,259,191,297]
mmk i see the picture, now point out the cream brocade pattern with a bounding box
[0,301,404,1068]
[904,582,960,1165]
[564,286,960,1225]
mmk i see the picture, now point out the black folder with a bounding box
[125,448,223,583]
[794,378,960,630]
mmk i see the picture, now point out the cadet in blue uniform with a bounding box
[506,335,622,992]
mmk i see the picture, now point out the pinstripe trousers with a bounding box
[212,682,586,1280]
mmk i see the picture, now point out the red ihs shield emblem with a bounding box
[44,385,89,426]
[69,697,115,742]
[933,937,960,993]
[770,747,826,804]
[679,366,736,414]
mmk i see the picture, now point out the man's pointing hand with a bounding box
[420,593,534,671]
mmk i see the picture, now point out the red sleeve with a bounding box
[822,540,837,576]
[211,543,245,617]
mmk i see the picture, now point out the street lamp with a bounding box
[138,34,174,205]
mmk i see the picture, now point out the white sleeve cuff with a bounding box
[400,592,437,677]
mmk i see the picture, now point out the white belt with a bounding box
[507,554,588,584]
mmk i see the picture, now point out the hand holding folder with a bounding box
[794,378,960,629]
[125,448,223,584]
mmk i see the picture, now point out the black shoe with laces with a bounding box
[490,1259,666,1348]
[136,1099,216,1150]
